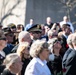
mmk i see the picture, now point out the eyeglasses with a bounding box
[0,38,6,41]
[33,31,41,34]
[53,40,61,44]
[11,26,16,29]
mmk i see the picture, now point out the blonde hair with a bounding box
[48,30,53,37]
[72,35,76,45]
[17,42,29,59]
[3,53,19,67]
[30,40,49,57]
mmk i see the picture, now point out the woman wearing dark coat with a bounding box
[47,38,62,75]
[1,53,23,75]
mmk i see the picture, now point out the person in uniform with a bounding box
[0,30,7,74]
[2,27,14,55]
[27,24,42,41]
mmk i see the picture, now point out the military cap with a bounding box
[27,24,42,32]
[2,27,12,35]
[0,30,6,40]
[7,23,16,29]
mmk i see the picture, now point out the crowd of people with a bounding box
[0,16,76,75]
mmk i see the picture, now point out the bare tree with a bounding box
[56,0,76,21]
[0,0,24,25]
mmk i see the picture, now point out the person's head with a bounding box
[18,31,31,44]
[17,42,30,59]
[3,28,14,44]
[27,24,42,40]
[30,31,41,40]
[29,19,34,25]
[65,25,71,35]
[67,33,74,49]
[30,40,49,60]
[48,38,62,54]
[61,24,67,31]
[17,24,24,32]
[46,17,52,24]
[61,24,71,35]
[0,30,7,50]
[48,30,58,39]
[63,16,69,22]
[8,23,16,33]
[41,24,45,35]
[72,34,76,49]
[3,53,23,74]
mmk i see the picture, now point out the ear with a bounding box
[9,63,14,69]
[30,32,33,36]
[21,38,25,42]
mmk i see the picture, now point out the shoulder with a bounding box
[26,58,38,68]
[11,44,19,53]
[1,69,14,75]
[25,58,38,74]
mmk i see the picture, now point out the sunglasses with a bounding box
[33,31,41,34]
[53,40,61,44]
[11,26,16,29]
[0,38,6,41]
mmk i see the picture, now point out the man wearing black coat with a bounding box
[62,33,76,75]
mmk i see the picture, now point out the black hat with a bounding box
[27,24,42,32]
[0,30,6,40]
[2,27,12,35]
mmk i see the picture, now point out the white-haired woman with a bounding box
[1,53,23,75]
[24,40,51,75]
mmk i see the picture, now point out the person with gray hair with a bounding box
[60,16,74,33]
[67,33,74,49]
[1,53,23,75]
[62,33,76,75]
[11,31,32,53]
[48,30,58,40]
[18,31,31,44]
[72,34,76,50]
[25,40,51,75]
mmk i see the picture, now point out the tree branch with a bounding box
[0,0,23,24]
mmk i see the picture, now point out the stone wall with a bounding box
[25,0,76,29]
[0,0,76,29]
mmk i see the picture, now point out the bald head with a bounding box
[63,16,68,22]
[18,31,31,44]
[46,17,52,24]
